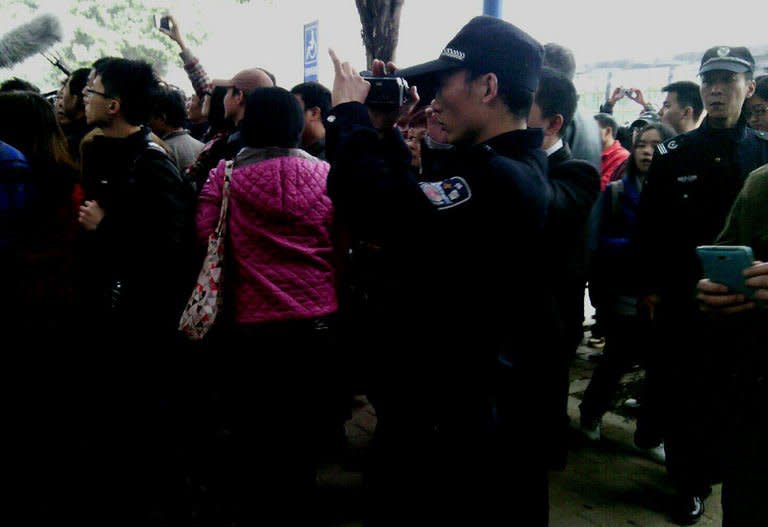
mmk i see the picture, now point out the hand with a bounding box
[697,261,768,314]
[626,87,647,107]
[79,200,105,231]
[608,86,625,106]
[328,48,370,107]
[638,294,660,321]
[158,14,185,50]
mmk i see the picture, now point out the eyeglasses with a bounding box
[84,88,115,99]
[749,105,768,117]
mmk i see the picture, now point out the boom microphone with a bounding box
[0,14,63,69]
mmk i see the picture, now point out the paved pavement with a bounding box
[318,334,723,526]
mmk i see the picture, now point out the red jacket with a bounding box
[197,148,337,324]
[600,141,629,191]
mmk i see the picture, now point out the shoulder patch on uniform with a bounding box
[419,176,472,210]
[657,136,683,156]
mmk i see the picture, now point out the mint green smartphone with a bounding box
[696,245,755,297]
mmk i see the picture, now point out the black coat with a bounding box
[326,102,559,428]
[79,127,196,336]
[635,118,768,311]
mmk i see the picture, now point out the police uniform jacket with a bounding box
[635,117,768,312]
[326,101,557,385]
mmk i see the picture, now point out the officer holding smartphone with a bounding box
[635,46,768,524]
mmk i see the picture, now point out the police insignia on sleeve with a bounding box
[419,177,472,210]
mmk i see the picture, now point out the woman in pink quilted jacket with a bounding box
[196,86,337,525]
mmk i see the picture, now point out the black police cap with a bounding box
[699,46,755,75]
[398,16,543,93]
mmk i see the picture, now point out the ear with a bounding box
[681,106,693,120]
[307,106,322,122]
[547,113,565,137]
[107,98,120,117]
[481,73,499,103]
[746,79,756,99]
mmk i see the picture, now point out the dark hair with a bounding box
[662,81,703,121]
[627,122,676,176]
[241,87,304,149]
[94,58,159,126]
[594,113,618,138]
[0,77,41,93]
[66,68,91,98]
[543,43,576,81]
[0,91,75,170]
[754,75,768,100]
[465,67,534,120]
[152,84,187,129]
[290,81,332,121]
[206,85,234,137]
[535,67,578,136]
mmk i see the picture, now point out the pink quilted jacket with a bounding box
[197,148,337,324]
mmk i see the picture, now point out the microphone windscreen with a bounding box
[0,14,63,69]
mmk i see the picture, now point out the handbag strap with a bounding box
[214,160,234,237]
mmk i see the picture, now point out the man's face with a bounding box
[83,74,113,127]
[430,69,483,146]
[746,95,768,132]
[659,92,684,131]
[223,86,243,123]
[699,70,755,128]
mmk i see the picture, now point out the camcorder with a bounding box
[362,76,410,108]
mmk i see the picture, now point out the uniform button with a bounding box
[683,194,689,199]
[714,157,721,163]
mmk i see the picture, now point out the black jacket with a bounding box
[635,118,768,310]
[546,143,600,284]
[79,127,196,335]
[326,101,556,377]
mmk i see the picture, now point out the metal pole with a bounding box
[483,0,502,17]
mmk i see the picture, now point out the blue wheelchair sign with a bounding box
[304,21,319,82]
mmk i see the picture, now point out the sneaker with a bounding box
[637,442,666,464]
[587,337,605,349]
[578,417,601,441]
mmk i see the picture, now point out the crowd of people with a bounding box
[1,11,767,527]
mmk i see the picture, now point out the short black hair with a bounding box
[290,81,332,121]
[464,68,534,120]
[662,81,703,121]
[535,67,578,136]
[67,68,91,98]
[0,77,40,93]
[543,43,576,81]
[207,85,233,135]
[152,84,187,129]
[95,58,159,126]
[241,87,304,149]
[594,113,618,138]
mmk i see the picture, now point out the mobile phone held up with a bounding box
[696,245,755,297]
[154,14,171,31]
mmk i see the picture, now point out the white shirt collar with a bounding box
[544,138,563,157]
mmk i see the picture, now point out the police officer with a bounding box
[326,16,558,526]
[635,46,768,524]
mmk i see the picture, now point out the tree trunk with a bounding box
[355,0,404,69]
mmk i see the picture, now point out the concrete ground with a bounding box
[318,331,724,526]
